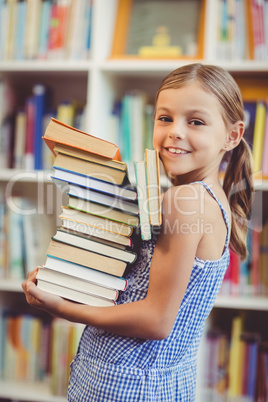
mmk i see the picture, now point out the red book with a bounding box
[25,96,36,170]
[229,249,240,296]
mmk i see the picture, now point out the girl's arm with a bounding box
[22,185,203,340]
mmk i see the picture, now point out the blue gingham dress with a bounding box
[68,182,230,401]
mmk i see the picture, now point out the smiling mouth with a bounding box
[166,147,190,154]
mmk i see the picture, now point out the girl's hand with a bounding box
[21,267,64,315]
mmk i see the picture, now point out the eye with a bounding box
[158,115,172,122]
[189,119,204,126]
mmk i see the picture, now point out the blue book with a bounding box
[243,101,257,150]
[247,339,259,397]
[33,84,47,170]
[121,94,132,162]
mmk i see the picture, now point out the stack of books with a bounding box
[36,118,139,307]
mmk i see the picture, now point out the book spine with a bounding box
[33,84,47,170]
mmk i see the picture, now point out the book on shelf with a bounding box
[60,206,133,245]
[36,266,119,302]
[243,101,257,149]
[46,238,128,277]
[52,168,137,200]
[33,83,48,170]
[0,0,92,62]
[43,256,128,291]
[43,117,121,160]
[204,318,264,399]
[0,312,83,396]
[252,100,266,172]
[228,315,244,397]
[53,228,136,263]
[37,278,116,307]
[261,99,268,177]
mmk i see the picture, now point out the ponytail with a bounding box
[223,138,254,260]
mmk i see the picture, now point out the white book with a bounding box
[37,266,118,301]
[44,255,127,291]
[134,161,151,241]
[37,279,116,307]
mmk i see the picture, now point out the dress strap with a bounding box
[190,181,230,247]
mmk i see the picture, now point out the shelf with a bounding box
[100,59,268,76]
[215,295,268,311]
[0,380,66,402]
[100,59,205,76]
[0,60,92,73]
[0,169,53,183]
[0,279,23,292]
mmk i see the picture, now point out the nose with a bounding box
[169,121,185,139]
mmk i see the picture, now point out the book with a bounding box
[37,278,116,306]
[67,184,139,216]
[33,84,47,170]
[53,151,128,186]
[145,149,162,226]
[68,196,140,228]
[38,0,52,59]
[25,96,36,170]
[252,100,266,172]
[46,239,128,277]
[228,316,243,396]
[134,160,151,240]
[52,168,137,201]
[13,109,26,169]
[16,0,27,60]
[54,143,126,170]
[24,0,42,59]
[44,255,127,291]
[261,99,268,177]
[59,206,133,239]
[58,227,129,250]
[52,228,136,263]
[43,117,121,160]
[36,266,119,301]
[243,101,257,149]
[60,218,132,248]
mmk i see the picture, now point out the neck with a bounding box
[171,165,222,187]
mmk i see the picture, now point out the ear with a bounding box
[223,121,245,151]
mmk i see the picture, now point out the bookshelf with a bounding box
[0,0,268,400]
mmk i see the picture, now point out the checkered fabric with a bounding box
[68,182,230,401]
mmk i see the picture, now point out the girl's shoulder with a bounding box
[162,182,208,215]
[162,181,230,227]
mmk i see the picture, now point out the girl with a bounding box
[22,63,254,401]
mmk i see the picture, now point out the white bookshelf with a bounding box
[0,0,268,400]
[0,380,67,402]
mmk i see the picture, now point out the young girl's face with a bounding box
[153,82,230,183]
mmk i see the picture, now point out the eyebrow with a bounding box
[156,106,211,117]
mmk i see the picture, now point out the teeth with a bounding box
[168,147,188,154]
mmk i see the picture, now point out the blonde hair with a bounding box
[156,63,254,260]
